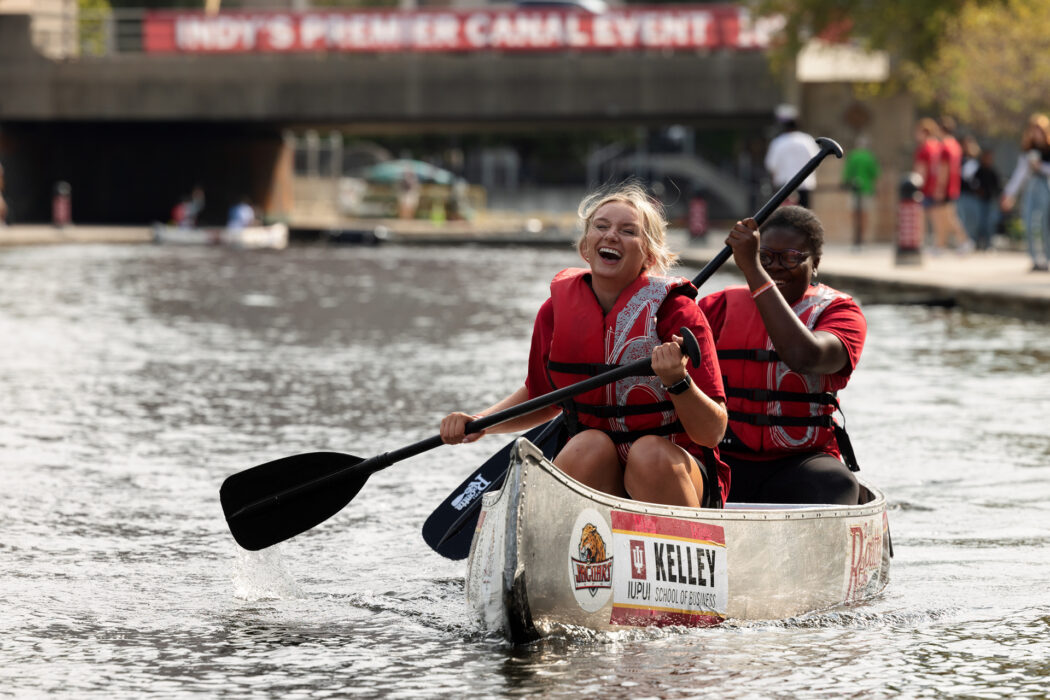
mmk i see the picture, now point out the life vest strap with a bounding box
[720,418,861,472]
[567,399,675,418]
[728,410,836,428]
[717,349,780,362]
[725,386,840,407]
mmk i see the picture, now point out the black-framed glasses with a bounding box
[759,248,810,270]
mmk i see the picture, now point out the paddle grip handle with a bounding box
[689,137,843,290]
[679,326,701,368]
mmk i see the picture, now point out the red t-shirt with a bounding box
[525,291,725,403]
[697,287,866,386]
[940,136,963,200]
[914,138,943,200]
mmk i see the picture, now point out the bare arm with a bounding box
[726,219,850,375]
[651,336,727,448]
[440,385,561,445]
[935,157,950,200]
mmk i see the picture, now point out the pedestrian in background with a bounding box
[227,196,257,229]
[913,118,943,247]
[0,159,7,225]
[840,133,879,249]
[959,138,1001,251]
[957,135,983,246]
[765,105,820,208]
[1001,113,1050,271]
[932,116,972,254]
[397,169,421,220]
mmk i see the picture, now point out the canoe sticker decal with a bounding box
[843,516,884,602]
[568,509,614,612]
[608,511,728,626]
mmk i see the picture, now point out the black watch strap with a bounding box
[664,375,692,395]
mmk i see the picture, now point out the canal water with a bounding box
[2,242,1048,697]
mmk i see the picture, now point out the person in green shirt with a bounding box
[842,135,880,248]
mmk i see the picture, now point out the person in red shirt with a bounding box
[931,116,972,253]
[440,182,729,507]
[697,206,865,505]
[913,118,943,247]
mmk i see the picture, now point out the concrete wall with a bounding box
[800,83,915,245]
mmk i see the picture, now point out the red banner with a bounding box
[143,6,782,54]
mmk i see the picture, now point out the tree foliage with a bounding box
[744,0,1050,134]
[908,0,1050,136]
[746,0,985,68]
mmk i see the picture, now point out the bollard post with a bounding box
[895,172,923,266]
[52,181,72,228]
[688,195,708,240]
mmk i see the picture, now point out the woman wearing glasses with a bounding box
[696,205,866,505]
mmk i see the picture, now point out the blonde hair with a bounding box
[575,182,677,276]
[917,117,942,139]
[1021,113,1050,150]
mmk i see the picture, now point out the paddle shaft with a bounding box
[372,355,657,472]
[228,329,701,523]
[688,136,844,290]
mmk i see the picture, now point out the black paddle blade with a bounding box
[422,419,564,560]
[220,451,366,551]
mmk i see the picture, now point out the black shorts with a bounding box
[725,451,859,506]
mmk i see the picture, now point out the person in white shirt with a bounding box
[765,105,820,208]
[1000,113,1050,271]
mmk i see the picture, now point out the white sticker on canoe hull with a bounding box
[609,511,727,626]
[568,508,614,613]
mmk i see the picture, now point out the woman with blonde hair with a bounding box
[1001,113,1050,271]
[440,182,730,507]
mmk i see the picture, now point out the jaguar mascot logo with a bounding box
[578,523,608,564]
[570,520,613,598]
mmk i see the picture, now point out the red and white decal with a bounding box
[843,515,885,602]
[143,6,783,54]
[609,511,727,627]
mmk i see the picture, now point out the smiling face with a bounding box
[760,225,817,304]
[582,200,653,292]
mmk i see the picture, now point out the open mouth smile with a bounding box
[597,247,622,262]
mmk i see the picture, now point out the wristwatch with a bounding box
[663,375,692,395]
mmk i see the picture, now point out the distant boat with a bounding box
[152,222,289,250]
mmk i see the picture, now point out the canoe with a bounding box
[151,222,289,250]
[466,437,891,643]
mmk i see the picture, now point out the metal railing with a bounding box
[13,8,145,59]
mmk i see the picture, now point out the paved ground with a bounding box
[0,224,153,246]
[678,234,1050,321]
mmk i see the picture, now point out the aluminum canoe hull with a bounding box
[466,438,891,643]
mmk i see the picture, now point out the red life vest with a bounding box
[716,284,857,466]
[546,268,698,449]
